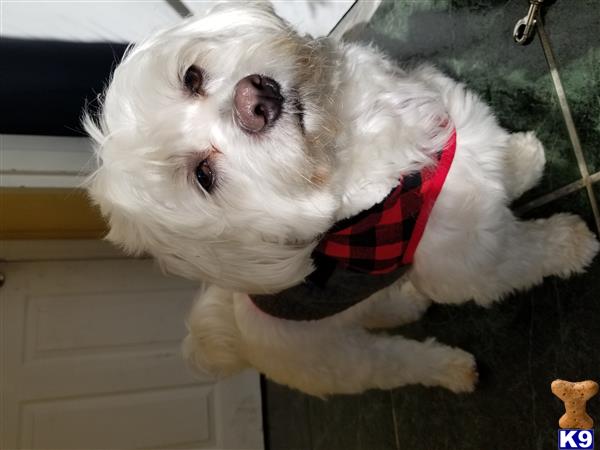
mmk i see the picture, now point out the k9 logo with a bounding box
[558,429,594,449]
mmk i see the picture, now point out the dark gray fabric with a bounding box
[250,257,409,321]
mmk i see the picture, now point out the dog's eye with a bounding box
[195,159,214,192]
[184,65,205,96]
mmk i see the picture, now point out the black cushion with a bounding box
[0,38,127,136]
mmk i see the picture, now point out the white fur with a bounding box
[86,3,599,396]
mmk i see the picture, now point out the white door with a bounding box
[0,257,263,450]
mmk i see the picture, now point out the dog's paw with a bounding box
[431,347,478,394]
[506,131,546,199]
[509,132,546,169]
[547,213,599,278]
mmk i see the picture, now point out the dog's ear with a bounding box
[203,1,296,37]
[103,209,149,257]
[248,0,276,15]
[84,115,147,255]
[208,0,276,16]
[86,166,149,256]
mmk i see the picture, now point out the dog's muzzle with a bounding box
[234,74,283,133]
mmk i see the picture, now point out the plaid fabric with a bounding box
[314,129,457,275]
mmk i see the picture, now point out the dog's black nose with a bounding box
[234,74,283,133]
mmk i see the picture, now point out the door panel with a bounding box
[0,259,263,450]
[20,385,212,450]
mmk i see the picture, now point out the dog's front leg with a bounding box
[183,284,250,377]
[234,293,477,397]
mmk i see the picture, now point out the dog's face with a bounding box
[87,4,344,292]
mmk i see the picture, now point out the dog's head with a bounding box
[86,3,344,292]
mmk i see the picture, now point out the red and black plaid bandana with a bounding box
[249,129,457,321]
[314,128,457,274]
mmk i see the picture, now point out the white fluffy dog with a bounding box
[86,3,599,396]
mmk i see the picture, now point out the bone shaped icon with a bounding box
[551,379,598,429]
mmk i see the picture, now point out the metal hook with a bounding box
[513,0,545,45]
